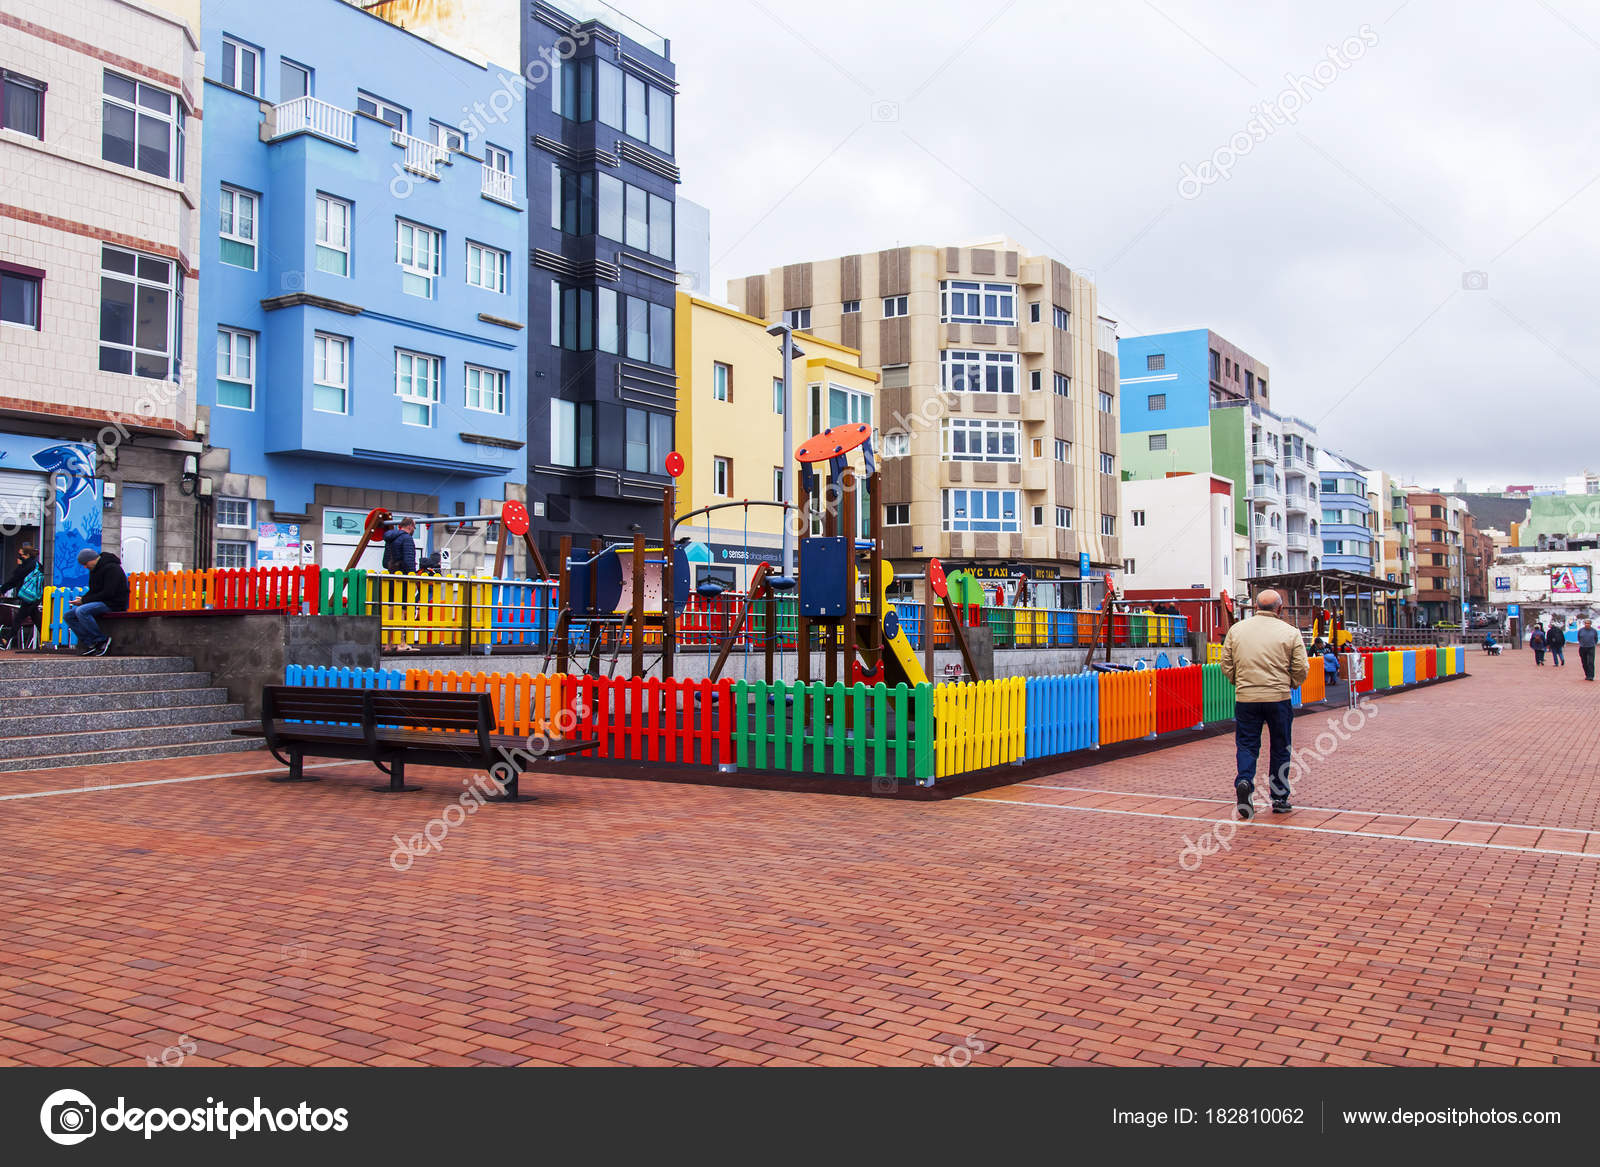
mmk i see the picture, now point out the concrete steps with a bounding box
[0,653,257,773]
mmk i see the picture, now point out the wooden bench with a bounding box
[232,685,595,801]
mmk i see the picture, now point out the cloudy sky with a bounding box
[608,0,1600,490]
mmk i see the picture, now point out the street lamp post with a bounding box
[765,322,804,580]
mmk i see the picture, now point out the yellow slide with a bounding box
[875,561,930,687]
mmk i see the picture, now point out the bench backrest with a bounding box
[263,685,368,727]
[367,691,493,737]
[262,686,494,754]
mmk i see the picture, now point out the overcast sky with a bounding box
[609,0,1600,491]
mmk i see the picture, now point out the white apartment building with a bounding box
[1120,472,1235,598]
[0,0,202,585]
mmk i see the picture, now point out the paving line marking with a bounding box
[960,796,1599,860]
[0,761,367,801]
[1014,783,1600,836]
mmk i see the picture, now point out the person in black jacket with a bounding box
[1547,621,1567,668]
[382,518,418,573]
[64,547,129,656]
[0,543,42,649]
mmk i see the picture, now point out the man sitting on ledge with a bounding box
[64,547,129,657]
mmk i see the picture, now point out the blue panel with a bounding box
[798,537,849,618]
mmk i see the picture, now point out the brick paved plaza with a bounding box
[3,655,1596,1068]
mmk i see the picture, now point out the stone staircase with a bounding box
[0,654,258,773]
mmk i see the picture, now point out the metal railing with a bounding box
[391,128,450,178]
[271,96,355,145]
[480,164,514,203]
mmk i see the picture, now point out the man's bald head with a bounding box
[1256,589,1283,612]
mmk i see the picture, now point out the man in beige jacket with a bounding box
[1219,589,1309,819]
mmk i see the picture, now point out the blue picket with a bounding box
[1024,673,1099,759]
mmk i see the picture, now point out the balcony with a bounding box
[270,96,355,145]
[1020,322,1047,356]
[392,128,451,179]
[1282,452,1305,472]
[1284,487,1309,512]
[1251,442,1279,463]
[1251,481,1282,506]
[1286,532,1309,550]
[480,164,515,206]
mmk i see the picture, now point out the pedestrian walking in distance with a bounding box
[1578,618,1598,682]
[1219,589,1309,819]
[1548,621,1567,668]
[1530,624,1546,666]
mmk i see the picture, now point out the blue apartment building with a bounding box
[525,1,679,561]
[1319,450,1375,574]
[197,0,527,572]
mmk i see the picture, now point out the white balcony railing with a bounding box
[1251,442,1279,462]
[1286,532,1310,550]
[391,128,450,178]
[1284,488,1309,511]
[480,164,515,204]
[1252,482,1283,505]
[271,96,355,145]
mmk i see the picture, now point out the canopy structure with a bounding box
[1241,568,1412,631]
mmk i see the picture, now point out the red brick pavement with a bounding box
[1,654,1596,1067]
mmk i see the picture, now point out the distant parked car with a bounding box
[1468,613,1499,629]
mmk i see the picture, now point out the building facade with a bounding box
[1407,489,1465,624]
[1119,472,1235,599]
[1318,451,1374,576]
[1118,329,1321,585]
[730,239,1122,610]
[194,0,528,574]
[673,292,877,591]
[1377,473,1416,624]
[0,0,203,582]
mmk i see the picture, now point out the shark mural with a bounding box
[0,435,101,588]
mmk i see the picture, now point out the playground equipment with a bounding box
[1310,606,1352,650]
[343,501,550,579]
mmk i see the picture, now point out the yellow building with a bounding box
[674,292,879,591]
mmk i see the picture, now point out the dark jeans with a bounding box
[1550,641,1565,666]
[1533,647,1545,665]
[1582,646,1596,680]
[64,601,111,645]
[1235,699,1294,803]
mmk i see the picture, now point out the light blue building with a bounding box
[197,0,527,572]
[1319,450,1374,575]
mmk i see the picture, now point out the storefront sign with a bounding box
[257,522,302,566]
[1551,565,1591,594]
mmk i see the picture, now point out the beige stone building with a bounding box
[0,0,203,580]
[729,237,1121,608]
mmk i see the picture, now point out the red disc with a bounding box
[927,557,948,599]
[795,423,872,464]
[665,451,685,477]
[364,507,392,539]
[501,500,530,537]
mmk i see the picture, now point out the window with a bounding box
[220,37,260,95]
[1029,370,1042,392]
[772,377,785,414]
[625,184,647,248]
[886,504,910,526]
[0,266,41,330]
[712,361,731,402]
[1056,507,1071,529]
[1031,505,1044,527]
[596,58,623,128]
[395,350,440,426]
[1031,437,1044,459]
[1147,393,1166,411]
[315,194,350,276]
[431,121,464,152]
[99,246,175,378]
[397,220,440,298]
[882,295,908,318]
[280,59,311,100]
[624,408,672,474]
[784,307,811,330]
[1099,452,1114,475]
[216,327,255,410]
[218,186,257,269]
[550,399,594,467]
[1123,559,1136,575]
[216,497,252,528]
[883,432,909,458]
[650,301,673,367]
[1054,440,1069,463]
[313,332,348,413]
[773,467,785,502]
[1101,514,1116,537]
[814,383,872,430]
[1209,349,1221,381]
[713,457,732,497]
[102,72,182,180]
[1146,353,1165,371]
[1053,373,1070,397]
[842,300,860,314]
[648,85,673,153]
[1,69,45,139]
[626,294,648,359]
[943,418,1019,462]
[595,172,622,240]
[465,365,506,414]
[466,241,507,293]
[484,143,512,175]
[940,349,1018,393]
[215,540,252,569]
[1098,391,1115,413]
[1245,370,1255,397]
[356,90,406,131]
[1029,302,1041,323]
[1052,304,1070,330]
[648,193,673,260]
[1132,509,1146,527]
[625,73,646,138]
[942,488,1019,533]
[940,280,1016,325]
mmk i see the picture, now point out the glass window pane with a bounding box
[100,277,134,345]
[626,296,648,360]
[136,112,169,176]
[625,185,648,249]
[651,412,672,467]
[648,86,672,153]
[648,194,672,259]
[598,174,623,241]
[597,287,618,353]
[102,102,135,167]
[105,73,137,102]
[624,74,646,139]
[597,59,623,129]
[650,301,672,367]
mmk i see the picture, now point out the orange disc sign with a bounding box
[927,556,948,599]
[501,499,530,537]
[795,423,871,464]
[665,451,685,477]
[364,507,392,539]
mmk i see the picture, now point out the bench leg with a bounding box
[481,762,537,804]
[370,756,421,793]
[269,748,320,783]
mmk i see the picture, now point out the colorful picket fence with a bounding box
[40,586,86,647]
[404,669,567,739]
[1299,660,1326,704]
[128,565,321,613]
[1201,663,1236,723]
[933,678,1026,779]
[1098,669,1157,745]
[565,675,736,766]
[1023,674,1099,758]
[734,680,932,782]
[283,664,406,689]
[1154,664,1204,735]
[365,573,493,648]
